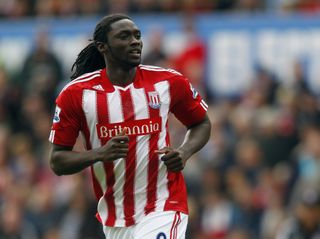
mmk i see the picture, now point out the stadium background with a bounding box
[1,0,320,238]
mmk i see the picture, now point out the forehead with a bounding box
[109,19,140,34]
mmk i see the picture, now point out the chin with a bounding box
[127,60,141,68]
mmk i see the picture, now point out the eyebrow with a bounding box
[116,29,140,34]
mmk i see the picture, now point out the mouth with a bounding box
[128,49,141,58]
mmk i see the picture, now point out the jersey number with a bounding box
[156,232,167,239]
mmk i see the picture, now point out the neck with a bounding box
[105,62,137,87]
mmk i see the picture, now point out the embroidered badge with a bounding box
[53,105,61,123]
[148,91,161,109]
[189,83,199,99]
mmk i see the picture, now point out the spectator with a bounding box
[172,16,206,93]
[275,188,320,239]
[0,66,22,130]
[0,200,39,239]
[142,27,169,67]
[289,124,320,203]
[20,28,64,110]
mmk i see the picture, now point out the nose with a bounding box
[130,36,141,45]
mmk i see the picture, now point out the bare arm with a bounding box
[49,132,129,176]
[156,114,211,172]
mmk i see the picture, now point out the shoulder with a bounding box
[138,64,184,81]
[60,69,102,94]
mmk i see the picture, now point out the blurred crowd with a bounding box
[1,0,320,18]
[1,12,320,239]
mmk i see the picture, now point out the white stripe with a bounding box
[200,100,208,109]
[74,70,101,80]
[82,90,108,223]
[66,70,101,86]
[83,90,100,148]
[95,161,108,224]
[139,65,182,76]
[49,130,55,142]
[114,84,132,91]
[107,90,123,124]
[154,81,170,211]
[107,89,126,226]
[139,66,164,71]
[130,87,149,222]
[61,73,100,93]
[201,99,208,108]
[139,64,163,69]
[200,101,208,111]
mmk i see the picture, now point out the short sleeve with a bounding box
[170,76,208,127]
[48,88,81,147]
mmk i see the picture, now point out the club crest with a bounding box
[189,83,199,99]
[148,91,161,109]
[53,105,61,123]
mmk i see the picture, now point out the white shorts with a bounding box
[103,211,188,239]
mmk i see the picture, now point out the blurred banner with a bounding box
[1,14,319,96]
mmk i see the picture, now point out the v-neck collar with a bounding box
[113,84,133,91]
[100,67,139,91]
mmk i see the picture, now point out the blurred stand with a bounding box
[19,28,64,112]
[142,27,169,68]
[171,16,206,96]
[275,188,320,239]
[1,2,320,239]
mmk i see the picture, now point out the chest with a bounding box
[82,81,171,124]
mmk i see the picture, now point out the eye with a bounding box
[135,32,141,40]
[119,33,129,40]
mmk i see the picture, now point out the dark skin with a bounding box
[49,19,211,175]
[96,19,143,86]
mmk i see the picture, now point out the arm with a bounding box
[50,132,129,176]
[156,114,211,172]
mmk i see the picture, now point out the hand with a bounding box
[155,147,187,172]
[96,129,129,162]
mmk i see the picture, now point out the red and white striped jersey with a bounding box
[49,65,208,227]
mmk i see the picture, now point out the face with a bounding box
[104,19,143,68]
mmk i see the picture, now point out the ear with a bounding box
[96,42,108,54]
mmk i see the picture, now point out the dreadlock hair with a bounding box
[70,14,132,80]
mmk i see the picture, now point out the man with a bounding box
[49,14,211,239]
[275,189,320,239]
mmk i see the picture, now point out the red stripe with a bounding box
[164,82,188,214]
[120,89,136,226]
[170,212,182,239]
[143,84,160,214]
[80,94,102,198]
[104,163,116,226]
[81,90,105,221]
[175,212,181,239]
[96,91,116,226]
[170,212,178,239]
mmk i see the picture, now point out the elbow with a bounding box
[205,121,212,143]
[49,143,72,176]
[50,157,63,176]
[203,115,212,141]
[199,116,212,146]
[207,116,212,133]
